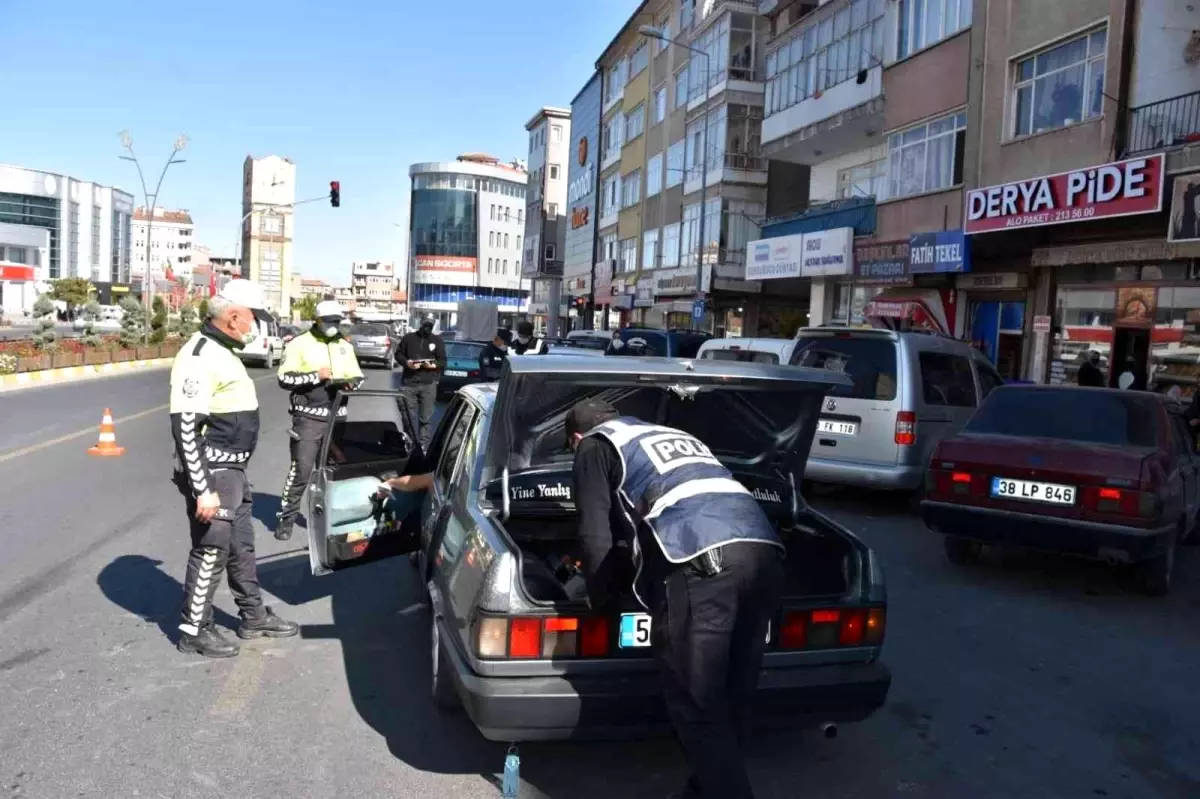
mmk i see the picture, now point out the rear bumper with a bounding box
[805,456,924,491]
[438,375,482,395]
[354,348,392,363]
[922,500,1176,562]
[443,626,891,742]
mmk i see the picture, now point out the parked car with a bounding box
[608,327,711,358]
[562,331,611,350]
[279,324,304,344]
[237,315,284,369]
[789,327,1005,498]
[439,340,487,397]
[697,337,799,364]
[349,322,397,369]
[304,357,891,742]
[922,385,1199,595]
[545,344,607,358]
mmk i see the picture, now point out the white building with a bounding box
[132,207,195,282]
[523,106,572,335]
[241,155,297,317]
[407,154,531,328]
[351,261,398,313]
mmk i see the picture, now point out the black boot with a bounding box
[274,519,293,541]
[178,623,240,658]
[237,606,300,640]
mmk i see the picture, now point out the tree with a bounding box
[198,298,209,321]
[149,295,168,345]
[31,295,58,351]
[118,295,146,349]
[50,278,93,317]
[294,294,320,321]
[81,301,103,348]
[178,302,199,337]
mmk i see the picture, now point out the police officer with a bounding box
[170,279,299,658]
[273,299,364,541]
[397,314,446,449]
[565,398,785,799]
[478,328,511,381]
[510,320,547,355]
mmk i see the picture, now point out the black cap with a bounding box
[497,328,513,345]
[517,320,535,336]
[565,398,618,447]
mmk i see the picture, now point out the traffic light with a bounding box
[330,181,340,208]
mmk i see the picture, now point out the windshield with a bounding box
[351,323,390,337]
[446,342,484,359]
[965,387,1160,448]
[790,335,898,401]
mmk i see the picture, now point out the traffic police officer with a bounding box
[478,328,511,381]
[273,299,364,541]
[170,279,299,658]
[565,398,785,799]
[510,320,548,355]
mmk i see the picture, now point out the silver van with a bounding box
[789,327,1005,495]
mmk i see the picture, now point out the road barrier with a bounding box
[87,408,126,457]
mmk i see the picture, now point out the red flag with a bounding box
[208,270,217,297]
[164,264,175,282]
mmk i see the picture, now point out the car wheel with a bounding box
[943,536,981,565]
[1135,529,1178,596]
[430,614,461,712]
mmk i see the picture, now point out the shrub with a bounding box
[118,296,146,349]
[31,295,58,352]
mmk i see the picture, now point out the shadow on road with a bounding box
[97,554,241,644]
[255,551,692,798]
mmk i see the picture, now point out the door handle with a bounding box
[312,504,324,517]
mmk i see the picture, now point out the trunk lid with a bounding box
[935,434,1154,488]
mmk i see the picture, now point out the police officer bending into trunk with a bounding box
[566,398,785,799]
[510,320,547,355]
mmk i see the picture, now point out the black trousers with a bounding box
[650,541,785,799]
[400,381,438,450]
[176,467,265,633]
[277,414,325,529]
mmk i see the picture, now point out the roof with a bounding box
[524,106,572,130]
[596,0,652,67]
[133,207,193,224]
[570,71,602,105]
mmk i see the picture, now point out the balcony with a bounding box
[761,195,876,238]
[1125,90,1200,156]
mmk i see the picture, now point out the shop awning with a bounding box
[863,288,952,335]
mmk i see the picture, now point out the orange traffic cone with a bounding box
[87,408,126,457]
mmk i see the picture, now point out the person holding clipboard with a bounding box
[398,314,447,449]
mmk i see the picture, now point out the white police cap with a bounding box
[218,278,266,310]
[315,300,345,318]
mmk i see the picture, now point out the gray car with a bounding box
[304,357,891,743]
[348,322,397,369]
[790,327,1006,496]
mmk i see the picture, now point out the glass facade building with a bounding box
[564,73,602,299]
[0,193,60,278]
[410,188,478,259]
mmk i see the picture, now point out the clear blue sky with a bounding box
[0,0,638,284]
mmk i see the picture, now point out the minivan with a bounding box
[789,327,1005,498]
[697,337,799,365]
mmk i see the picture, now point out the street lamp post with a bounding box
[119,131,188,344]
[639,25,712,311]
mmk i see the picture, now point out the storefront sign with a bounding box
[413,255,476,288]
[0,265,35,281]
[634,277,655,308]
[565,275,590,296]
[1031,237,1200,267]
[1032,315,1051,334]
[800,227,854,277]
[655,265,712,296]
[965,154,1165,235]
[909,230,971,274]
[594,260,614,304]
[571,206,589,229]
[854,240,910,284]
[956,272,1026,290]
[746,234,803,281]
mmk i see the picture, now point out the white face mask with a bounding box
[518,335,531,345]
[324,325,340,337]
[237,315,258,346]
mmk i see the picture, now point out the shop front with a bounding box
[831,239,912,326]
[858,229,969,337]
[957,271,1028,379]
[652,265,713,330]
[745,227,854,337]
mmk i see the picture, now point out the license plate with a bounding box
[445,370,467,377]
[619,613,652,648]
[990,477,1076,505]
[817,419,858,436]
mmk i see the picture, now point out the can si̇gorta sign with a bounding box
[964,154,1165,235]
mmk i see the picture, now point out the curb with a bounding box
[0,358,173,392]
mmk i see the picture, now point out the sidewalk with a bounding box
[0,357,171,391]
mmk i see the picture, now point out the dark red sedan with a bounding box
[922,385,1198,595]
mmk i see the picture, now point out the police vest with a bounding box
[169,329,261,467]
[586,417,783,568]
[512,337,546,355]
[277,330,364,419]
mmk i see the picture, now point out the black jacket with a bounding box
[511,337,548,355]
[399,330,447,384]
[1077,361,1105,387]
[479,342,508,380]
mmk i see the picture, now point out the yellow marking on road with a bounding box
[0,374,276,464]
[210,646,269,720]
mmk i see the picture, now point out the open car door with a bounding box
[306,389,426,576]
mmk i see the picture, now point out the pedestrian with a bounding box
[510,320,548,355]
[565,398,785,799]
[1076,351,1105,387]
[398,314,446,449]
[605,328,626,355]
[273,300,364,541]
[479,328,511,381]
[169,279,298,658]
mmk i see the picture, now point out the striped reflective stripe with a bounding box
[594,419,680,449]
[645,476,751,520]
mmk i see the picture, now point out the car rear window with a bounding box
[446,342,482,359]
[790,335,898,401]
[352,324,389,337]
[618,331,668,356]
[965,388,1160,447]
[702,349,780,364]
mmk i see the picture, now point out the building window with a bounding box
[643,229,659,269]
[488,258,494,273]
[547,203,559,216]
[503,259,508,273]
[601,173,622,217]
[516,234,522,250]
[666,140,685,188]
[1012,27,1106,138]
[504,232,510,248]
[837,159,888,199]
[661,222,681,267]
[490,204,496,220]
[602,113,625,160]
[544,244,556,261]
[685,105,727,179]
[630,41,649,79]
[681,202,701,266]
[622,169,642,208]
[765,0,886,116]
[550,164,560,179]
[604,58,629,105]
[489,231,495,246]
[600,232,618,264]
[675,64,689,108]
[551,124,563,142]
[619,238,638,273]
[888,111,967,199]
[897,0,972,61]
[626,103,646,142]
[653,86,667,124]
[655,14,670,52]
[647,153,664,197]
[680,0,695,35]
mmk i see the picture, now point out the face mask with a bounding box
[420,325,433,336]
[238,316,257,346]
[323,325,340,337]
[518,335,530,345]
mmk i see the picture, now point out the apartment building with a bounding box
[241,154,296,317]
[132,207,194,281]
[564,71,606,328]
[596,0,770,331]
[350,261,398,315]
[523,106,572,334]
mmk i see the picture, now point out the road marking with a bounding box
[210,647,268,719]
[0,374,276,464]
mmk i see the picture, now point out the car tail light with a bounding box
[895,411,916,446]
[930,469,977,498]
[476,615,612,660]
[775,606,884,651]
[509,618,541,658]
[1084,486,1156,518]
[468,370,480,378]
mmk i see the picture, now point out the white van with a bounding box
[696,337,799,365]
[237,315,284,369]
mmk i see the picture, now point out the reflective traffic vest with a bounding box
[586,417,783,569]
[277,329,364,420]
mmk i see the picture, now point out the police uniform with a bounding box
[570,404,785,799]
[478,339,508,380]
[170,296,298,658]
[510,321,547,355]
[274,318,364,540]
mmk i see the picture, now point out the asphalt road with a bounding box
[0,368,1198,798]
